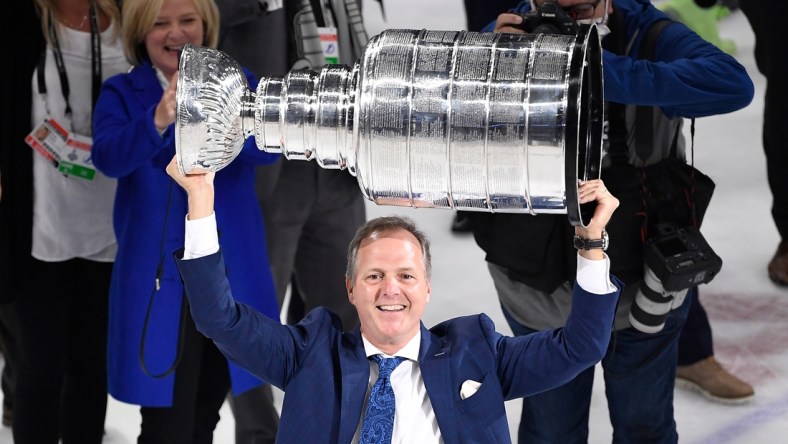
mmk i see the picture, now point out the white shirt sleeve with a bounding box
[183,213,220,260]
[575,253,617,295]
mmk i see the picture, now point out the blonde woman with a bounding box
[91,0,281,441]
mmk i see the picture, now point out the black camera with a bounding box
[628,224,722,333]
[517,0,578,35]
[643,223,722,292]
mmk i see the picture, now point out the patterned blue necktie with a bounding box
[359,355,405,444]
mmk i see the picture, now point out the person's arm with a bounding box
[489,182,620,398]
[573,180,618,295]
[482,1,530,33]
[166,155,289,387]
[92,74,173,178]
[603,14,753,117]
[574,180,616,261]
[164,156,217,260]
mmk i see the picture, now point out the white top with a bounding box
[30,22,129,262]
[182,212,615,443]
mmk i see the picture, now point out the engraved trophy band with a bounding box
[176,26,603,225]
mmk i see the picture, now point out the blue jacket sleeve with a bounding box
[603,20,753,118]
[92,75,172,178]
[479,2,753,119]
[492,277,622,399]
[174,249,333,390]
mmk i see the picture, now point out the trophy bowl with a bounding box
[175,44,253,174]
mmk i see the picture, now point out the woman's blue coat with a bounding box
[93,60,280,406]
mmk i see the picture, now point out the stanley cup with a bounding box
[176,26,603,226]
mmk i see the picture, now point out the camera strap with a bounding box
[604,18,708,239]
[606,18,680,165]
[632,19,703,229]
[633,19,685,165]
[603,10,630,166]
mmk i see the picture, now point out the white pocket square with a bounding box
[460,379,482,400]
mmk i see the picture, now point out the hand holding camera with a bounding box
[493,1,579,36]
[517,0,579,35]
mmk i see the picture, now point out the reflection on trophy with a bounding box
[176,26,603,225]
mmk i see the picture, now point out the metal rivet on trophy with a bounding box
[175,26,603,226]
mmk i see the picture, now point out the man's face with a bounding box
[535,0,610,21]
[347,229,431,353]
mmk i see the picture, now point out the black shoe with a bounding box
[3,404,11,427]
[768,241,788,286]
[451,213,473,233]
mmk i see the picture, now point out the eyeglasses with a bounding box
[562,1,602,21]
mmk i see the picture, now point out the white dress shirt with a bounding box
[353,333,443,443]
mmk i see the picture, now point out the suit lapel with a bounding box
[338,328,371,443]
[418,324,458,444]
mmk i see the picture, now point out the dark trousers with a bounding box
[139,309,230,444]
[740,1,788,240]
[13,258,112,444]
[260,162,364,331]
[0,301,21,422]
[502,286,692,444]
[677,290,714,366]
[228,384,279,444]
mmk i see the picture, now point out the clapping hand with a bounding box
[154,72,179,133]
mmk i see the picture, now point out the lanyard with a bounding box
[310,0,336,28]
[37,1,102,119]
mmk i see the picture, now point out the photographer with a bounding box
[467,1,754,442]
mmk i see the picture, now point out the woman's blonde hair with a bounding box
[35,0,122,43]
[120,0,219,66]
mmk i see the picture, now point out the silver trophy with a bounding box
[176,26,603,225]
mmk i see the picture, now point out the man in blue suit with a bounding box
[167,157,622,443]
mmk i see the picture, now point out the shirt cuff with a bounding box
[576,253,616,295]
[183,212,219,260]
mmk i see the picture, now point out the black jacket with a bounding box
[0,2,45,303]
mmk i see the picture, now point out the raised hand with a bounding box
[166,155,215,220]
[154,72,179,132]
[575,179,619,260]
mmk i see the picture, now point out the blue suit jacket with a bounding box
[175,250,621,443]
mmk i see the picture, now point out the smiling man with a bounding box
[168,154,622,443]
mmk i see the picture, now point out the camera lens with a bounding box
[628,266,688,333]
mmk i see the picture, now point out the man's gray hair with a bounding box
[345,215,432,281]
